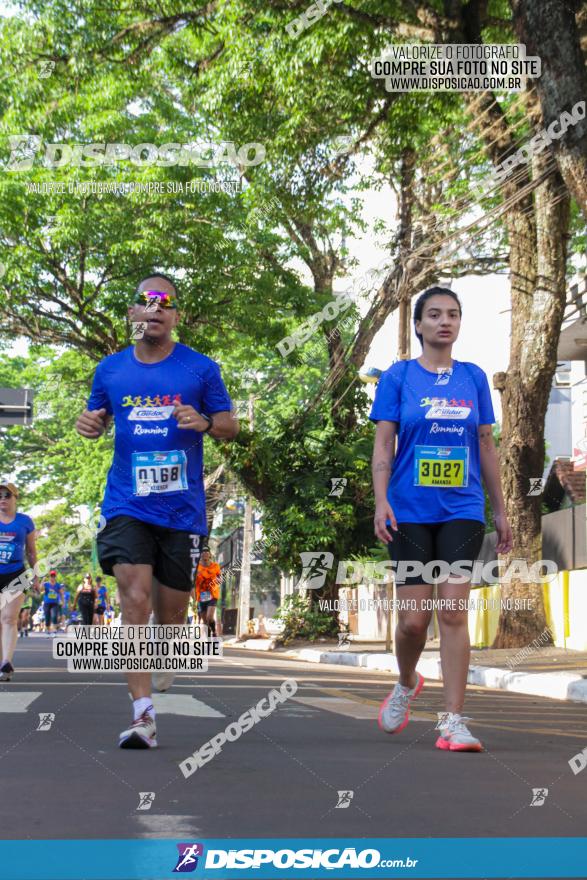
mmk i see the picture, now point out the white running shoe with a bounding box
[119,711,157,749]
[378,672,424,734]
[153,669,175,692]
[435,713,483,752]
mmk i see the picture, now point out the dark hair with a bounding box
[413,286,462,346]
[135,272,179,298]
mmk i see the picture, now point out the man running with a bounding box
[194,546,221,638]
[75,273,238,749]
[42,570,63,636]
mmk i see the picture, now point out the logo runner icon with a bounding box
[173,843,204,873]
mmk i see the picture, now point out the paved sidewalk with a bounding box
[223,638,587,704]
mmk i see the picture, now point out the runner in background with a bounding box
[75,573,96,626]
[75,273,238,748]
[18,594,31,638]
[60,583,71,628]
[194,547,220,638]
[42,570,63,636]
[0,481,39,680]
[94,576,108,624]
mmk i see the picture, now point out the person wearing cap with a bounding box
[194,546,221,638]
[75,573,96,626]
[41,570,64,635]
[75,272,239,749]
[0,481,39,681]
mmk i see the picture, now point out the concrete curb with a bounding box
[285,648,587,704]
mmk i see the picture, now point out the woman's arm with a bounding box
[479,424,513,554]
[25,531,40,591]
[372,420,399,542]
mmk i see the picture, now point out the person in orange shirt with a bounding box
[194,547,221,638]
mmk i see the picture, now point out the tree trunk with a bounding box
[492,151,570,647]
[511,0,587,217]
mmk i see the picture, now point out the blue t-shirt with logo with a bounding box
[97,586,107,604]
[369,359,495,524]
[0,513,34,573]
[87,343,232,534]
[43,581,62,605]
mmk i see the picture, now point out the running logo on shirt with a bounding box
[122,394,183,407]
[421,396,474,420]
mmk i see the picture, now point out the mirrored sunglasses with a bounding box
[135,290,177,310]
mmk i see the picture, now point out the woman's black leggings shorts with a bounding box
[387,519,485,587]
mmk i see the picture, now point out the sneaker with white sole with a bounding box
[153,669,175,692]
[378,672,424,734]
[435,713,483,752]
[0,661,14,682]
[119,711,157,749]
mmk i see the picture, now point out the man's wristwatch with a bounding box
[201,414,213,434]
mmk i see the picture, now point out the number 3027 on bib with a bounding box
[413,445,469,488]
[132,450,188,495]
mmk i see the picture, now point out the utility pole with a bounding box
[237,395,255,638]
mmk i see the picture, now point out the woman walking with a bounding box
[370,287,512,752]
[76,573,96,626]
[0,481,39,681]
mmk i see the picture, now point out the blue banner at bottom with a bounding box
[0,838,586,880]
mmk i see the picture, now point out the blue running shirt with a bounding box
[369,359,495,524]
[87,343,232,534]
[0,513,34,573]
[43,581,62,605]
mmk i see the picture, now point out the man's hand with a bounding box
[76,408,109,439]
[173,404,210,432]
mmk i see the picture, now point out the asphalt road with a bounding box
[1,634,585,878]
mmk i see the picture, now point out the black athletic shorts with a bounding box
[97,515,204,592]
[199,599,218,611]
[387,519,485,587]
[0,567,26,593]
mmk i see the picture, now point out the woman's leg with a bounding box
[435,519,485,713]
[388,522,435,687]
[436,579,472,713]
[1,591,25,664]
[395,585,433,688]
[205,604,217,637]
[80,601,94,626]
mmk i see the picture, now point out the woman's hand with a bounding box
[32,576,40,593]
[374,500,398,544]
[494,513,513,555]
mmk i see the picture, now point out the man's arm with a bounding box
[76,408,111,439]
[206,410,239,440]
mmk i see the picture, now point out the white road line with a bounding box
[151,694,225,717]
[0,692,42,713]
[291,696,380,720]
[134,815,204,838]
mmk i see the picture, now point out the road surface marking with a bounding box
[151,694,225,717]
[0,692,42,713]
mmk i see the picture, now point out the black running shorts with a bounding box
[0,567,26,593]
[97,515,204,592]
[387,519,485,587]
